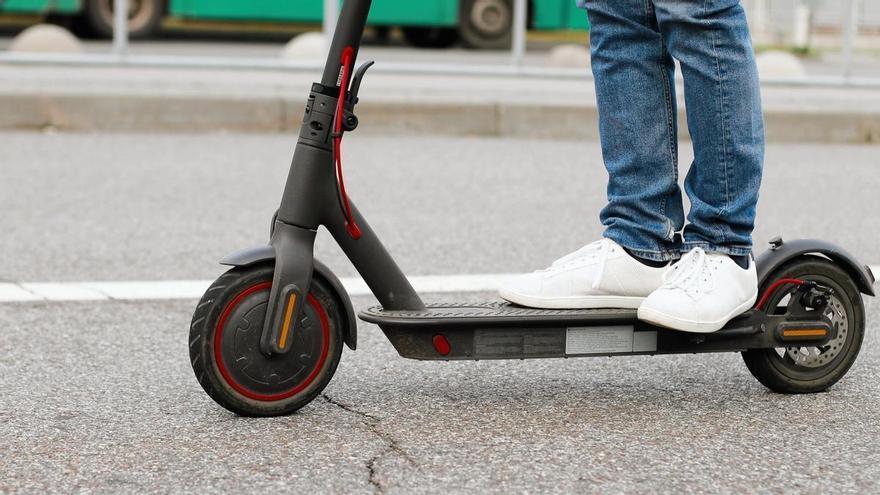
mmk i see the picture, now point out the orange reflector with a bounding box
[278,293,298,349]
[432,334,451,356]
[782,328,828,338]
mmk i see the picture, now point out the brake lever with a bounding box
[347,60,375,108]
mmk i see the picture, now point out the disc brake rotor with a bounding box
[780,293,848,368]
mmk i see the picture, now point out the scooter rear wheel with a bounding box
[189,263,344,416]
[742,257,865,393]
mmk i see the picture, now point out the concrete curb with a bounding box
[2,90,879,143]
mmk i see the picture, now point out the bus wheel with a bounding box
[81,0,163,39]
[402,27,459,49]
[459,0,514,50]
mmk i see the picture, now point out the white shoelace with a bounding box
[663,247,720,296]
[547,238,615,289]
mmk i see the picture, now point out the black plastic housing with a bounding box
[360,304,832,361]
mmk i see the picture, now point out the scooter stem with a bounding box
[321,0,372,88]
[259,0,424,356]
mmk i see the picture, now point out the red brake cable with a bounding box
[755,278,805,310]
[333,46,362,240]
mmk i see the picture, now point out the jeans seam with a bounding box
[653,0,671,226]
[658,43,676,230]
[706,0,731,244]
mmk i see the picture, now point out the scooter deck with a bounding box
[358,302,804,361]
[361,302,637,325]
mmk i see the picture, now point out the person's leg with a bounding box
[638,0,763,333]
[498,1,685,309]
[653,0,764,257]
[583,0,684,263]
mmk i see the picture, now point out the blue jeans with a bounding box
[579,0,764,261]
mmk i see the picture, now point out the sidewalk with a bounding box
[2,63,879,143]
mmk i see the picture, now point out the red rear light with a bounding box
[432,334,451,356]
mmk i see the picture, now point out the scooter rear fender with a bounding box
[756,238,875,296]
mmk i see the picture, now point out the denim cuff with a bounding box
[603,233,681,262]
[681,241,752,257]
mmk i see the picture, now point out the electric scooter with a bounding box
[189,0,876,416]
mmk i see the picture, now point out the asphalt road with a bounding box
[1,131,879,493]
[1,132,878,282]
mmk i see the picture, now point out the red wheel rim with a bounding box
[213,282,331,402]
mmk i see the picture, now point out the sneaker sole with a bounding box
[498,288,645,309]
[636,292,759,333]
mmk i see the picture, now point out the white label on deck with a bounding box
[565,326,653,355]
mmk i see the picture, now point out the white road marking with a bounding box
[19,282,108,301]
[0,268,875,304]
[0,273,518,303]
[80,280,214,300]
[0,283,42,302]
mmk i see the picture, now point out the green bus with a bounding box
[1,0,588,49]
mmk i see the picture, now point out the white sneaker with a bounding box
[637,247,758,333]
[498,238,668,309]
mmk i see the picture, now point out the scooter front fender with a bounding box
[220,244,276,267]
[756,238,875,296]
[220,245,358,350]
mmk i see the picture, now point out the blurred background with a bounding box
[0,0,878,79]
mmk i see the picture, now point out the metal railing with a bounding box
[0,0,876,88]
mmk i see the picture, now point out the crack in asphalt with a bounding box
[321,394,416,494]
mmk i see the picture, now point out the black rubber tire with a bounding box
[401,26,459,48]
[80,0,163,39]
[189,263,344,416]
[742,257,865,394]
[458,0,514,50]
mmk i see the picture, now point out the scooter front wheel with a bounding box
[189,263,344,416]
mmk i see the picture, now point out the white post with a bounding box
[792,1,812,51]
[324,0,339,51]
[112,0,129,57]
[511,0,527,67]
[842,0,859,79]
[752,0,770,45]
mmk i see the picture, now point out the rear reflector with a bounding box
[432,334,451,356]
[782,328,829,339]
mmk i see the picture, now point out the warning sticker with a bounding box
[565,326,637,355]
